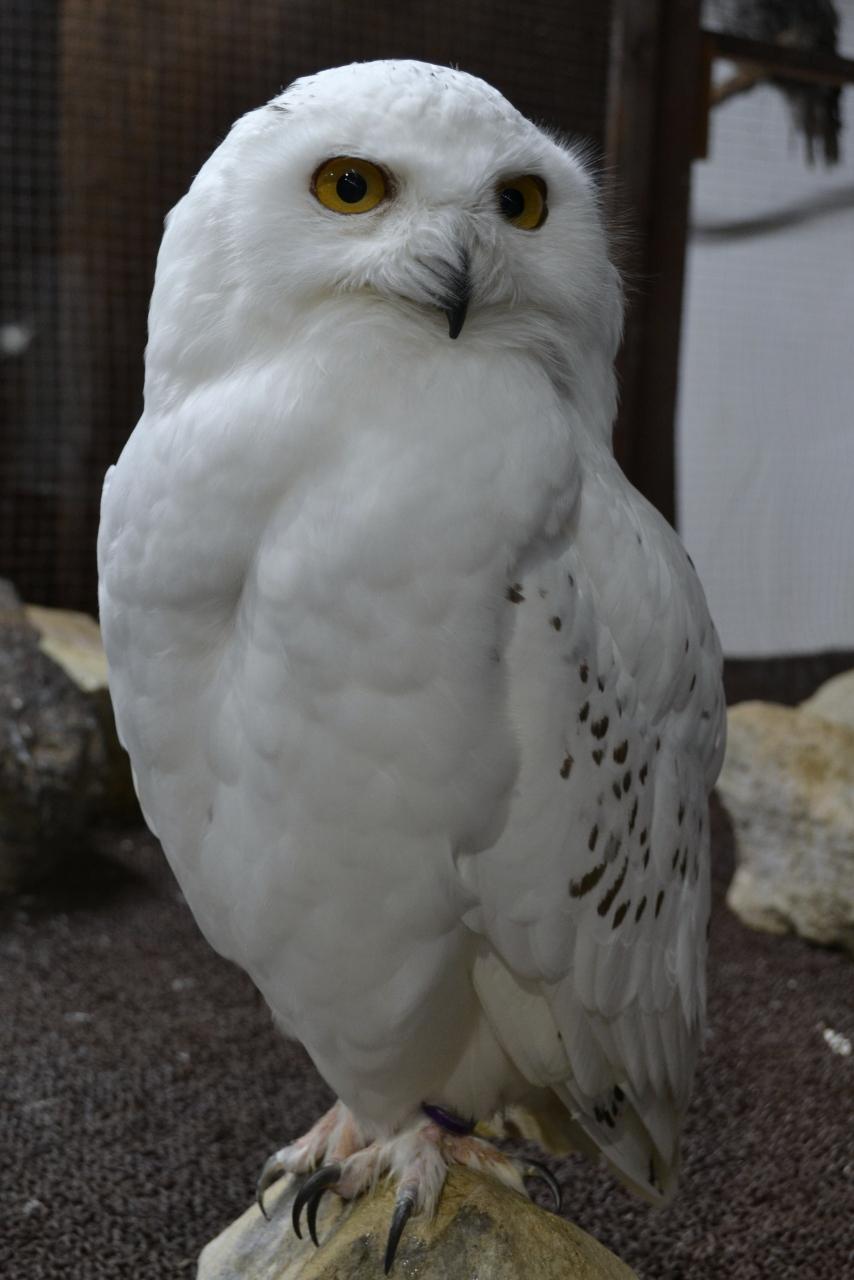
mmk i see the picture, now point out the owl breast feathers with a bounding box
[98,59,725,1211]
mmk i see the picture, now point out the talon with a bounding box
[256,1150,288,1221]
[522,1157,562,1213]
[384,1190,415,1275]
[292,1164,341,1243]
[306,1181,331,1247]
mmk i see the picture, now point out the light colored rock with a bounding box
[718,699,854,955]
[801,668,854,732]
[198,1167,636,1280]
[24,602,138,821]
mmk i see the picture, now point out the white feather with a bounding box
[98,59,724,1201]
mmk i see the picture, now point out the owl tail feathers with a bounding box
[548,1081,681,1207]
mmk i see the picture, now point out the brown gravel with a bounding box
[2,797,852,1280]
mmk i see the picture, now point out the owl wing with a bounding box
[462,458,725,1202]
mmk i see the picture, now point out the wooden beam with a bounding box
[707,30,854,90]
[605,0,703,528]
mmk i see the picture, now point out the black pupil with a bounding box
[500,187,526,220]
[336,169,368,203]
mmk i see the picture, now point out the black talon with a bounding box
[306,1183,329,1248]
[384,1191,415,1275]
[292,1164,341,1243]
[522,1158,562,1213]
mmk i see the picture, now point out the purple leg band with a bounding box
[421,1103,476,1136]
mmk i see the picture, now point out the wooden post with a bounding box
[605,0,703,528]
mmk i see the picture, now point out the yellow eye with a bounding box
[312,156,388,215]
[496,175,547,230]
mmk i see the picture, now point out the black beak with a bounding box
[445,296,468,340]
[436,250,471,340]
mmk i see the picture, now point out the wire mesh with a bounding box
[679,0,854,655]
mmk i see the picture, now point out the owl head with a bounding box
[148,60,622,403]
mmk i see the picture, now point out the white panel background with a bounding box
[676,3,854,656]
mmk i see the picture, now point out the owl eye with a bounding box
[496,175,547,230]
[312,157,388,215]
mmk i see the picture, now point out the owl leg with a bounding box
[291,1108,562,1274]
[256,1099,365,1219]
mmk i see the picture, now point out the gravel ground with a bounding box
[2,797,852,1280]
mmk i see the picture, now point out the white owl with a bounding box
[98,60,725,1271]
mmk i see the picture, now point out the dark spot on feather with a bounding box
[655,736,661,752]
[594,1105,605,1124]
[701,710,711,721]
[597,676,605,692]
[628,798,638,832]
[643,849,650,869]
[622,771,632,794]
[639,763,648,785]
[592,748,604,765]
[597,855,628,917]
[613,740,628,764]
[591,715,609,739]
[640,828,648,846]
[538,587,548,598]
[613,1085,625,1102]
[636,533,642,545]
[689,674,696,692]
[612,781,622,800]
[680,849,688,879]
[506,583,524,604]
[568,573,575,587]
[655,889,665,917]
[579,701,590,722]
[635,896,647,922]
[604,1111,616,1129]
[588,824,599,851]
[550,616,562,631]
[489,646,501,663]
[569,858,607,898]
[648,1155,658,1187]
[678,802,685,825]
[579,661,589,683]
[612,901,629,929]
[560,754,574,779]
[685,637,690,652]
[672,847,680,871]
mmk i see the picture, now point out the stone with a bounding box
[0,581,138,892]
[801,668,854,733]
[197,1167,636,1280]
[24,603,138,820]
[717,698,854,956]
[0,582,97,891]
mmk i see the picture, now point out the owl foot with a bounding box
[290,1113,562,1274]
[256,1100,365,1220]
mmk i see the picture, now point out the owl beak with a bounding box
[435,250,471,340]
[445,292,469,340]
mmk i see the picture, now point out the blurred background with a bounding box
[2,4,853,1278]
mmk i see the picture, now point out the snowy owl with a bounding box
[98,60,725,1271]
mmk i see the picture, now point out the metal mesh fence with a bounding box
[1,0,611,612]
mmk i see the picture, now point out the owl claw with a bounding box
[256,1149,289,1220]
[384,1189,416,1275]
[292,1164,342,1244]
[520,1157,562,1213]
